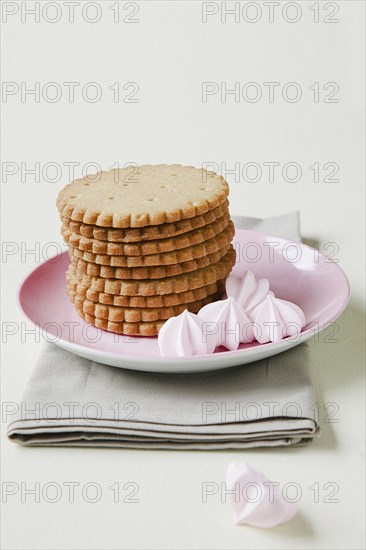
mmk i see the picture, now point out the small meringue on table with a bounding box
[198,297,254,351]
[158,310,216,357]
[227,461,298,528]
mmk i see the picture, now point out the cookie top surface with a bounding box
[56,164,229,228]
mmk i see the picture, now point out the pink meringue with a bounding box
[251,294,306,344]
[158,310,215,357]
[227,462,297,528]
[226,271,270,317]
[198,297,254,351]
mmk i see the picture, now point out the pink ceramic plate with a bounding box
[18,229,350,373]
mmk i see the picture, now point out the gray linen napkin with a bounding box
[8,211,319,449]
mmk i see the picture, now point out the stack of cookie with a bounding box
[57,164,236,336]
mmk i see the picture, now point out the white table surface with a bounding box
[1,1,365,548]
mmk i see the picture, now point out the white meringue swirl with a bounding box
[251,294,306,344]
[226,271,270,317]
[227,461,297,528]
[198,297,254,351]
[158,310,215,357]
[158,272,307,357]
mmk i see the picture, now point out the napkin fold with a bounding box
[8,211,319,449]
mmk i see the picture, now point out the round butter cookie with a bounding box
[66,246,236,296]
[56,164,229,228]
[66,268,225,308]
[61,200,229,242]
[62,211,230,256]
[75,309,165,336]
[68,222,234,269]
[67,285,222,323]
[70,242,231,280]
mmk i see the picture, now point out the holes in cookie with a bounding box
[83,183,90,186]
[160,185,167,188]
[123,184,129,187]
[200,187,207,191]
[148,198,157,202]
[108,197,114,200]
[69,195,76,198]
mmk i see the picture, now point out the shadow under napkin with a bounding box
[7,343,318,449]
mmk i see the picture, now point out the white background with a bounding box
[1,1,365,549]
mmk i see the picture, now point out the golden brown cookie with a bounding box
[66,269,225,307]
[67,284,222,323]
[56,164,229,228]
[75,308,165,336]
[62,211,230,256]
[70,241,231,280]
[70,246,235,296]
[61,200,229,243]
[68,222,234,269]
